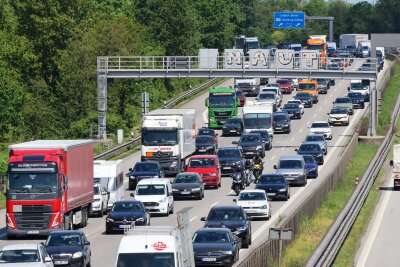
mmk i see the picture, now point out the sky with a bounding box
[345,0,375,4]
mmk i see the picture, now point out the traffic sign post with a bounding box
[269,228,293,267]
[274,12,305,29]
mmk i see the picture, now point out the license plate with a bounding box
[27,230,39,234]
[119,225,130,229]
[223,167,231,170]
[199,149,206,152]
[275,127,282,130]
[180,191,191,195]
[219,121,226,124]
[202,258,216,262]
[267,193,276,196]
[55,260,69,265]
[246,152,254,154]
[230,130,236,132]
[286,177,294,180]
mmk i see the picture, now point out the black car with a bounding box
[127,162,164,190]
[172,172,204,199]
[273,111,291,134]
[197,128,218,143]
[347,92,365,109]
[105,200,150,234]
[232,133,265,158]
[255,174,290,200]
[201,205,252,248]
[294,92,313,108]
[192,228,240,267]
[250,130,272,150]
[45,230,91,267]
[296,142,324,165]
[222,118,244,136]
[281,103,302,119]
[195,135,217,154]
[217,147,244,175]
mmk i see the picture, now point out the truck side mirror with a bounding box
[64,175,68,184]
[205,98,209,107]
[236,98,240,107]
[130,192,135,197]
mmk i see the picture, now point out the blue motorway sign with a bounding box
[274,12,305,29]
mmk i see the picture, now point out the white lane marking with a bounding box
[299,129,303,133]
[313,114,317,118]
[270,156,276,160]
[281,147,285,150]
[203,109,208,124]
[290,137,295,142]
[210,202,219,208]
[190,216,198,222]
[319,107,322,111]
[324,100,327,104]
[355,175,392,267]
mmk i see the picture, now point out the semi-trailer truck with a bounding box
[5,140,94,238]
[141,109,196,175]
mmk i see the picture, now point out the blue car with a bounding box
[302,155,318,178]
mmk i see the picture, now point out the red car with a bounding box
[277,79,293,94]
[236,89,246,107]
[186,155,221,188]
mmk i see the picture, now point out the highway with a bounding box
[0,77,368,266]
[355,170,400,267]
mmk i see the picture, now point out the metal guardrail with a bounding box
[93,78,220,160]
[306,61,400,267]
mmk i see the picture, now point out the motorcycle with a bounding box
[253,162,264,181]
[244,168,253,186]
[231,170,245,196]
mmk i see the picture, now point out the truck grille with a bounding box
[214,110,232,117]
[14,212,52,230]
[21,205,52,213]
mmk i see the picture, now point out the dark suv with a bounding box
[273,111,291,134]
[201,205,252,248]
[217,148,245,175]
[126,161,164,190]
[233,133,265,158]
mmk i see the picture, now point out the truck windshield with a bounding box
[8,173,58,193]
[209,95,235,108]
[243,114,272,129]
[117,253,175,267]
[307,44,324,51]
[142,130,178,146]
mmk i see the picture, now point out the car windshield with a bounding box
[188,159,215,168]
[136,184,166,195]
[311,123,329,128]
[277,80,289,85]
[299,144,321,152]
[330,109,347,114]
[284,104,299,109]
[306,135,324,142]
[259,175,285,184]
[217,149,240,158]
[117,253,174,267]
[262,88,278,94]
[299,83,316,90]
[198,129,214,136]
[287,100,301,105]
[193,231,230,243]
[348,93,362,98]
[335,98,351,103]
[317,79,327,85]
[46,234,82,246]
[112,202,143,212]
[209,95,235,108]
[350,83,366,90]
[274,115,288,122]
[226,118,241,124]
[207,209,244,220]
[279,160,303,169]
[238,192,266,200]
[296,93,310,98]
[196,136,214,144]
[240,135,259,142]
[142,130,178,146]
[134,163,157,172]
[174,175,199,183]
[0,249,40,263]
[250,131,269,138]
[303,155,316,163]
[258,93,275,100]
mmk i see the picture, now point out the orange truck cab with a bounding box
[306,38,327,65]
[298,80,319,104]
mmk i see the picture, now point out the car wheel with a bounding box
[202,189,205,198]
[98,204,104,217]
[303,178,307,186]
[170,204,174,215]
[218,179,221,188]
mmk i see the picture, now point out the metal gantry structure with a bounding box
[96,48,378,139]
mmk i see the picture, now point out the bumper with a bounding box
[307,169,318,177]
[329,118,349,125]
[195,255,235,266]
[284,175,306,185]
[202,176,220,186]
[222,128,242,136]
[220,166,236,175]
[106,220,146,232]
[274,125,290,133]
[6,228,55,237]
[287,112,301,119]
[243,208,269,218]
[173,190,201,198]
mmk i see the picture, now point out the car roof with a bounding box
[239,189,266,194]
[241,133,260,137]
[307,133,325,137]
[279,155,304,161]
[312,120,329,124]
[301,142,322,147]
[137,178,171,185]
[260,173,285,178]
[1,244,40,251]
[189,155,218,159]
[196,135,214,139]
[210,205,242,211]
[218,147,240,151]
[136,161,158,165]
[113,200,143,205]
[177,172,200,176]
[49,230,84,235]
[195,228,231,233]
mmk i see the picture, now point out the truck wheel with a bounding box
[69,212,74,230]
[82,208,88,227]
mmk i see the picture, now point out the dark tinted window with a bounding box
[134,163,157,172]
[259,175,285,184]
[303,155,316,163]
[208,208,244,220]
[299,144,321,151]
[226,118,241,124]
[196,136,214,144]
[217,149,241,158]
[240,135,260,142]
[174,174,199,183]
[193,231,231,243]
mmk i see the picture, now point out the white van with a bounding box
[134,178,174,216]
[94,160,124,210]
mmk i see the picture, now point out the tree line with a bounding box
[1,0,398,142]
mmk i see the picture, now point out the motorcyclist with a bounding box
[244,159,255,183]
[253,154,263,170]
[244,159,253,170]
[252,154,264,180]
[231,164,245,193]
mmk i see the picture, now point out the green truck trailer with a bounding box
[205,87,239,128]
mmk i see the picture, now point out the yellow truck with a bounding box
[298,80,319,104]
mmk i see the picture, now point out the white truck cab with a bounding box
[134,178,174,216]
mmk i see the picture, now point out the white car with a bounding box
[0,244,54,267]
[309,121,333,140]
[234,189,271,220]
[91,183,109,217]
[260,85,282,107]
[287,99,304,114]
[328,108,350,126]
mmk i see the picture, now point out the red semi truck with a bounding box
[5,140,94,238]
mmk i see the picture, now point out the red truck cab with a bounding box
[186,155,221,188]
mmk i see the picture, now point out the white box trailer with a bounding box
[93,160,124,209]
[242,101,274,136]
[141,109,196,175]
[339,34,368,49]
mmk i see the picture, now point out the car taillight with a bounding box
[6,213,15,229]
[51,212,62,228]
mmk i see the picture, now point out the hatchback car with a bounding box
[186,155,221,188]
[195,135,217,154]
[171,172,204,199]
[333,97,354,115]
[233,133,265,158]
[256,92,277,111]
[222,117,244,136]
[255,174,290,200]
[201,205,252,248]
[304,134,327,155]
[302,155,319,178]
[105,200,150,234]
[281,103,302,119]
[90,183,109,217]
[316,79,330,94]
[273,111,291,134]
[197,128,218,144]
[192,228,240,266]
[127,161,164,190]
[309,121,333,140]
[287,99,304,114]
[217,148,244,176]
[45,230,91,267]
[347,92,365,109]
[328,108,350,126]
[276,79,293,94]
[250,130,272,150]
[0,244,53,267]
[274,155,308,186]
[236,89,246,107]
[294,92,313,108]
[296,142,324,165]
[234,189,271,220]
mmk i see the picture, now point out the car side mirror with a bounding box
[233,199,237,202]
[102,192,107,195]
[232,141,238,145]
[200,217,207,221]
[347,87,350,90]
[295,149,298,151]
[390,160,393,166]
[44,256,52,263]
[327,113,330,115]
[85,241,90,246]
[129,168,133,171]
[273,165,277,169]
[130,192,135,197]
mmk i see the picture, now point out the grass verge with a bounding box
[278,142,378,267]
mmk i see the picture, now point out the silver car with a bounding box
[256,92,278,111]
[274,155,308,186]
[304,134,328,155]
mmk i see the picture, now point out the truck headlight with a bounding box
[72,252,83,259]
[171,161,177,167]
